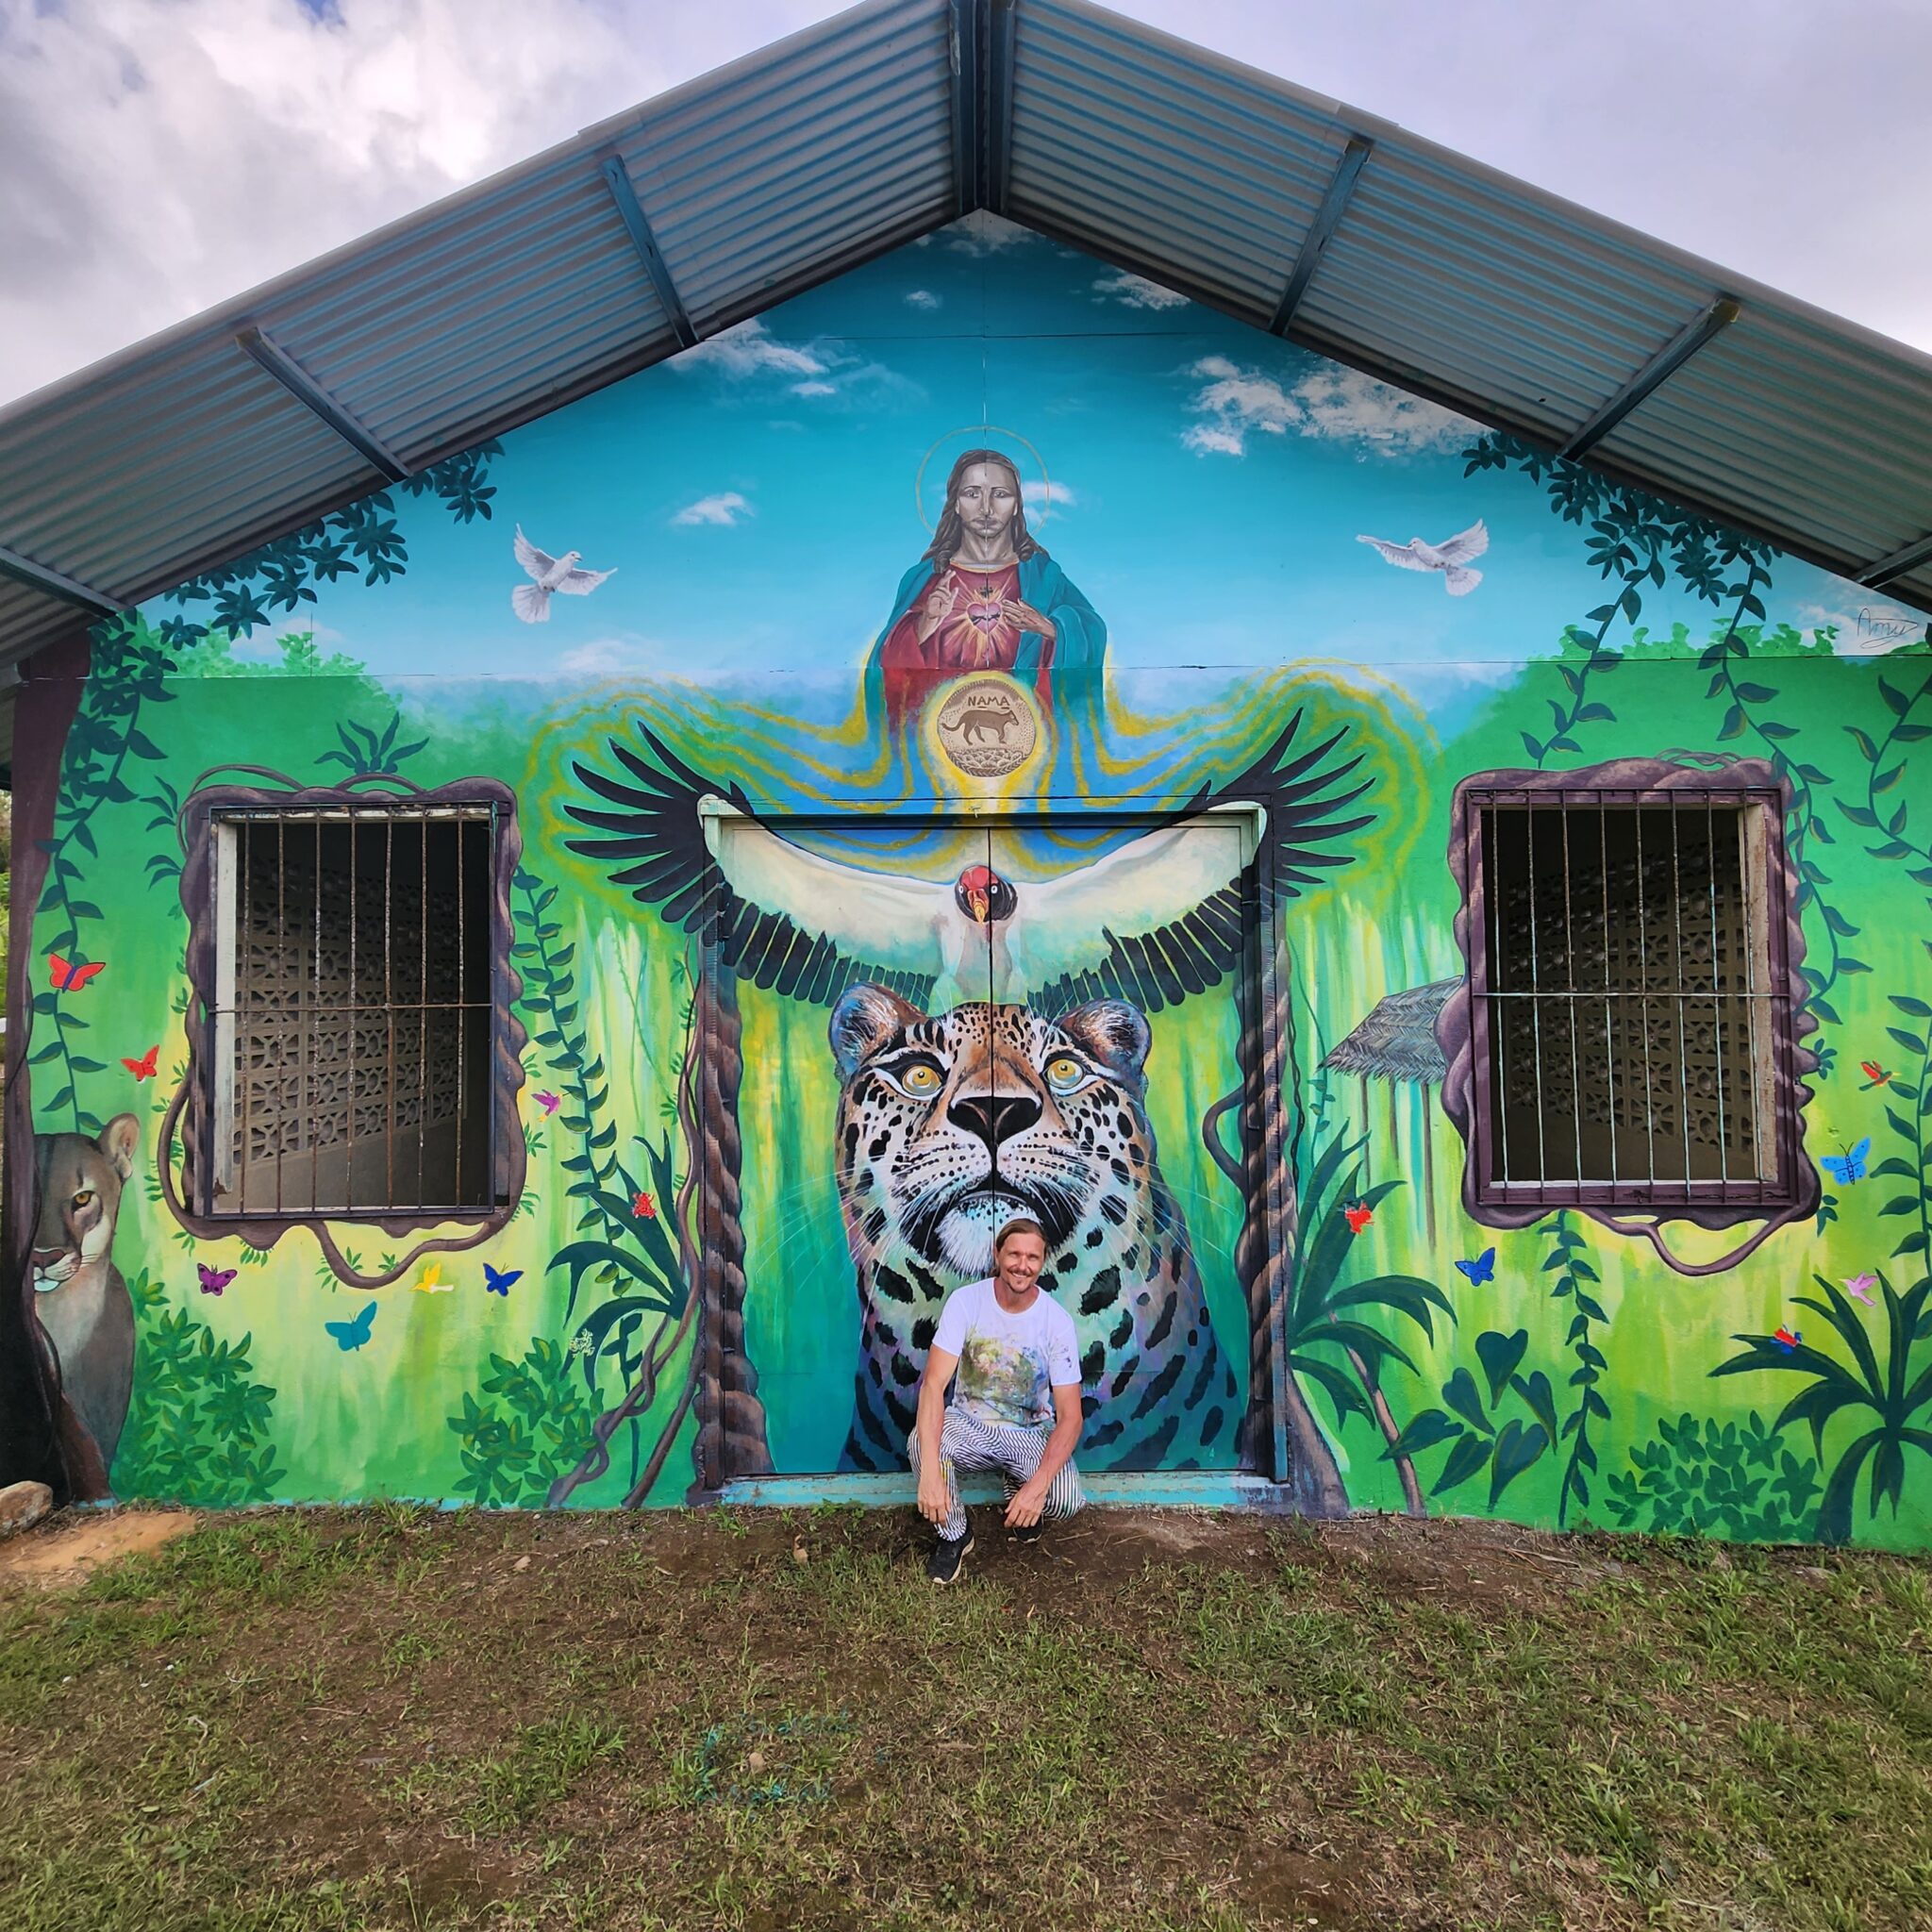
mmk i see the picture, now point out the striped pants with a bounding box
[908,1407,1087,1541]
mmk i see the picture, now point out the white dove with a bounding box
[1357,519,1489,595]
[511,525,616,623]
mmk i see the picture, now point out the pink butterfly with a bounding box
[1844,1273,1877,1306]
[197,1264,237,1297]
[534,1091,560,1115]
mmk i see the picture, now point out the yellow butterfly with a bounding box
[414,1262,454,1294]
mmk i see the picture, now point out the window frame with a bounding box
[1441,758,1819,1229]
[173,779,527,1239]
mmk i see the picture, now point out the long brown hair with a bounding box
[923,449,1044,570]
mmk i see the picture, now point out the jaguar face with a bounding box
[829,984,1157,1280]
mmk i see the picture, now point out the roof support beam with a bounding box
[1269,134,1374,336]
[236,325,408,481]
[949,0,981,215]
[1859,530,1932,591]
[0,540,126,620]
[1559,297,1740,459]
[597,151,698,351]
[985,0,1019,215]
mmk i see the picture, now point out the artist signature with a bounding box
[1856,607,1925,646]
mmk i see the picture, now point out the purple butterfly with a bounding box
[197,1263,238,1297]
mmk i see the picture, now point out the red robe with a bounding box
[876,560,1056,724]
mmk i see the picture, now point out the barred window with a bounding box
[1457,772,1805,1213]
[198,794,513,1220]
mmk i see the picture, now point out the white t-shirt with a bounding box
[932,1276,1082,1430]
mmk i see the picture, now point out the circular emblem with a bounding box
[935,675,1038,777]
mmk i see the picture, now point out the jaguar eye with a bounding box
[895,1061,942,1096]
[72,1191,94,1209]
[1044,1056,1087,1094]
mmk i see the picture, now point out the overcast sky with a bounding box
[3,0,1928,409]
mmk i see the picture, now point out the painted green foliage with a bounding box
[16,224,1932,1541]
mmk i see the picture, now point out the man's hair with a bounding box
[994,1216,1046,1253]
[924,449,1044,570]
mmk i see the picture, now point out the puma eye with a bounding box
[72,1191,94,1209]
[1044,1056,1089,1094]
[891,1060,943,1096]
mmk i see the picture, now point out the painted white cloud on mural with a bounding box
[554,637,665,678]
[676,319,825,382]
[672,491,754,527]
[904,289,941,310]
[1024,479,1078,512]
[1092,271,1189,311]
[1795,598,1928,655]
[1182,356,1474,458]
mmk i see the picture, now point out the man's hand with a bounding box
[1005,1478,1049,1529]
[916,577,960,643]
[1002,598,1056,640]
[917,1465,953,1527]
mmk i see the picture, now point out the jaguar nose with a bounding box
[948,1091,1041,1152]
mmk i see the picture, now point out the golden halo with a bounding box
[914,425,1053,533]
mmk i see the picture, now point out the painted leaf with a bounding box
[1475,1328,1529,1407]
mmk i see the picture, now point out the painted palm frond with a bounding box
[1713,1272,1932,1542]
[1324,978,1457,1086]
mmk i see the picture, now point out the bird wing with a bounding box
[1430,520,1489,565]
[513,525,557,581]
[557,565,615,595]
[1356,534,1432,573]
[566,725,941,1009]
[1024,710,1375,1015]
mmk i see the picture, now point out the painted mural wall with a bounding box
[14,213,1932,1546]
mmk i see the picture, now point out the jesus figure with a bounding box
[867,448,1107,726]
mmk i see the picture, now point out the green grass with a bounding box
[1,1507,1929,1929]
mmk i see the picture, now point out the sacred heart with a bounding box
[966,599,1004,633]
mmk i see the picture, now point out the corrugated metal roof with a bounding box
[5,0,1931,681]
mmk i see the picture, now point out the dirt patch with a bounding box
[0,1507,196,1591]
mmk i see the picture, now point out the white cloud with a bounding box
[1024,479,1077,511]
[1795,598,1928,655]
[1092,270,1189,311]
[555,637,661,678]
[671,491,752,527]
[675,318,825,382]
[790,379,837,397]
[1182,356,1474,458]
[904,288,941,311]
[941,209,1028,257]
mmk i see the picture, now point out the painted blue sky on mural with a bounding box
[192,214,1903,733]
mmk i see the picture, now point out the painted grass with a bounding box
[0,1504,1928,1930]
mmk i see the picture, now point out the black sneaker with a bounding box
[926,1530,974,1585]
[1008,1520,1043,1546]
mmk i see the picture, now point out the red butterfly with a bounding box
[1344,1205,1374,1235]
[47,954,106,991]
[1860,1060,1894,1088]
[123,1046,159,1081]
[633,1191,657,1220]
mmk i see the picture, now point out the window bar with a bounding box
[1484,805,1508,1189]
[346,814,357,1215]
[418,818,429,1208]
[1595,798,1620,1187]
[1632,805,1657,1199]
[275,816,287,1217]
[1524,805,1549,1184]
[1737,803,1766,1185]
[240,820,254,1215]
[385,817,396,1209]
[311,817,323,1216]
[1706,796,1731,1191]
[455,816,466,1208]
[1666,803,1695,1185]
[1559,801,1585,1187]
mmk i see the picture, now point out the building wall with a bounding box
[15,214,1932,1544]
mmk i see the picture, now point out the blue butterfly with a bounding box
[1819,1137,1872,1187]
[324,1301,377,1352]
[483,1265,523,1297]
[1454,1247,1497,1286]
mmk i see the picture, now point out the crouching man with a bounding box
[910,1217,1086,1585]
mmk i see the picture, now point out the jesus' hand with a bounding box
[1002,598,1056,641]
[916,577,961,644]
